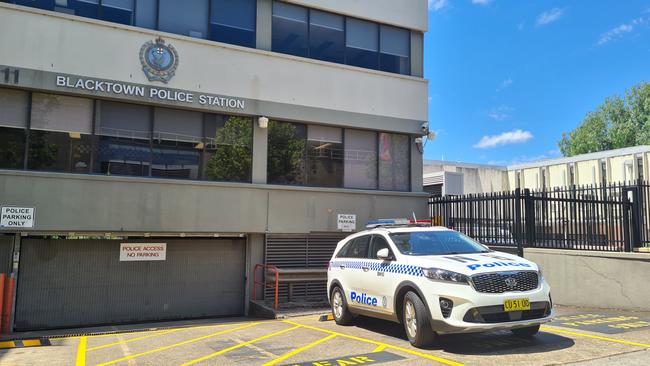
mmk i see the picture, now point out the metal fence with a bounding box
[429,181,650,253]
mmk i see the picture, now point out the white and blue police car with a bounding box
[327,219,553,348]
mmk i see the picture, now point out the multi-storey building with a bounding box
[0,0,429,330]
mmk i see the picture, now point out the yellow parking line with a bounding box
[97,322,259,366]
[87,329,183,351]
[263,333,337,366]
[373,344,387,352]
[53,321,254,340]
[283,320,463,366]
[76,337,87,366]
[542,326,650,348]
[181,325,302,366]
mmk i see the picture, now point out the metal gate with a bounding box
[14,238,245,331]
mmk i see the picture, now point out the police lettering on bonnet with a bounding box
[327,219,553,348]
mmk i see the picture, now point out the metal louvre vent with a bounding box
[471,271,539,293]
[265,233,347,302]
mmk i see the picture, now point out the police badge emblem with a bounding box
[139,37,179,83]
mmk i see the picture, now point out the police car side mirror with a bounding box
[377,248,392,261]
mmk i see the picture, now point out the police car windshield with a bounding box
[389,231,489,256]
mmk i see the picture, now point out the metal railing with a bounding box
[430,181,650,253]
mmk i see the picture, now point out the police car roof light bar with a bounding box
[365,218,431,229]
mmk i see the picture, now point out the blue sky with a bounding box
[424,0,650,166]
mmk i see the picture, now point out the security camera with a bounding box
[421,122,429,134]
[258,116,269,129]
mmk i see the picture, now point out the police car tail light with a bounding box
[422,268,470,285]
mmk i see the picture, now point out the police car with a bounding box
[327,219,554,348]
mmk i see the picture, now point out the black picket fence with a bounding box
[429,181,650,253]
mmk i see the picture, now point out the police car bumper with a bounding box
[422,282,553,334]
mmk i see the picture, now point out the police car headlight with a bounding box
[422,268,470,285]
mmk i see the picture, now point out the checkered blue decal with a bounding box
[331,261,424,277]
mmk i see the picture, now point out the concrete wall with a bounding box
[0,171,428,235]
[548,164,568,189]
[525,248,650,311]
[0,4,428,132]
[576,160,599,186]
[423,161,508,194]
[285,0,428,31]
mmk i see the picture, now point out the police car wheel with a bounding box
[403,292,435,348]
[511,324,540,337]
[331,287,353,325]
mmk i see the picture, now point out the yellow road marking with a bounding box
[263,333,337,366]
[283,320,463,366]
[22,339,42,347]
[97,322,259,366]
[373,344,387,352]
[76,337,87,366]
[542,326,650,348]
[181,325,302,366]
[0,341,16,349]
[87,329,182,351]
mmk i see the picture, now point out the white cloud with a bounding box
[488,105,514,121]
[472,0,492,5]
[536,8,564,27]
[496,78,513,92]
[428,0,448,11]
[474,129,533,149]
[598,17,647,45]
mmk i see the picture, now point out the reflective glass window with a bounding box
[152,107,203,180]
[345,18,379,70]
[344,129,377,190]
[96,101,152,177]
[267,121,306,185]
[380,25,410,75]
[53,0,99,18]
[378,133,409,191]
[159,0,209,39]
[101,0,134,25]
[203,115,253,183]
[28,93,94,173]
[306,125,343,187]
[134,0,157,29]
[309,10,344,63]
[13,0,55,11]
[0,88,28,169]
[210,0,256,48]
[272,1,308,57]
[346,236,371,258]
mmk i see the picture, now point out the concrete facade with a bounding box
[423,160,508,195]
[525,248,650,311]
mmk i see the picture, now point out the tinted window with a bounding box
[14,1,55,11]
[152,107,203,180]
[203,115,253,183]
[159,0,208,38]
[379,25,410,75]
[267,121,306,185]
[369,235,392,260]
[344,129,377,190]
[309,10,344,63]
[134,0,157,29]
[389,231,489,256]
[346,18,379,70]
[306,125,343,187]
[101,0,134,25]
[378,133,409,191]
[0,127,26,169]
[272,1,308,57]
[339,236,370,258]
[210,0,256,48]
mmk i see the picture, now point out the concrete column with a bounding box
[245,233,266,315]
[256,0,273,51]
[410,31,424,78]
[411,136,424,192]
[252,122,268,184]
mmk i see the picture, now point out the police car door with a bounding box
[339,235,373,311]
[356,235,397,315]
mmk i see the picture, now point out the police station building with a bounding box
[0,0,428,331]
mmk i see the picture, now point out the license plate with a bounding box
[504,298,531,312]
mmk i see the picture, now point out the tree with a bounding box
[560,81,650,156]
[205,117,253,182]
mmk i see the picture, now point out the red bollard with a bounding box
[2,276,14,334]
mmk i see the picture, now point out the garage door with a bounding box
[14,238,245,331]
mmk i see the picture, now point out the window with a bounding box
[378,133,409,191]
[152,107,203,180]
[203,115,253,183]
[101,0,134,25]
[272,1,309,57]
[134,0,157,29]
[345,18,379,70]
[306,125,343,187]
[96,101,152,177]
[379,25,410,75]
[28,93,94,173]
[158,0,209,38]
[0,88,28,169]
[210,0,256,47]
[338,236,370,258]
[267,121,306,185]
[344,129,377,190]
[309,10,344,63]
[369,235,392,260]
[390,231,488,256]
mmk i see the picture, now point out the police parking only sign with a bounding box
[337,214,356,232]
[0,207,35,228]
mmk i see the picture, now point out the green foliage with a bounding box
[205,116,253,182]
[560,82,650,156]
[267,121,306,184]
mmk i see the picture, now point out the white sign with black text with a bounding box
[120,243,167,261]
[0,207,35,228]
[337,214,357,232]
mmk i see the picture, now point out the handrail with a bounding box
[252,264,279,311]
